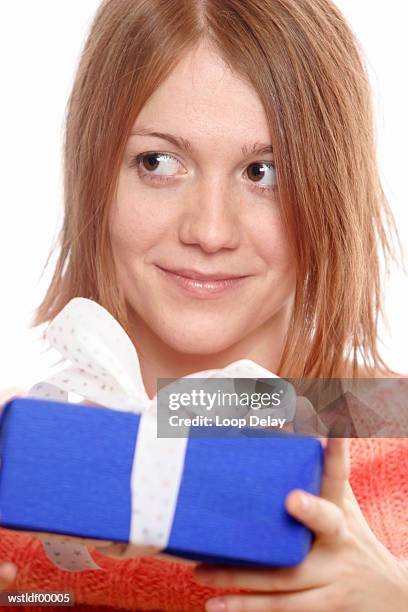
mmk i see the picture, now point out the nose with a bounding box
[178,176,240,253]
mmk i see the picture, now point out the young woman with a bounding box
[0,0,407,610]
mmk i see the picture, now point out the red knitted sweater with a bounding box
[1,436,407,611]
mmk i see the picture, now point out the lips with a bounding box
[156,265,249,298]
[157,266,246,281]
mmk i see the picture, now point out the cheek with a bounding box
[109,180,169,260]
[252,213,295,276]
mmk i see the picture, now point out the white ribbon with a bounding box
[27,297,293,571]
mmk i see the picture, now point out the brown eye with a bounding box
[246,162,276,187]
[141,153,160,171]
[132,152,184,179]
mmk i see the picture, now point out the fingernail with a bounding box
[0,562,17,582]
[296,492,310,511]
[206,598,227,612]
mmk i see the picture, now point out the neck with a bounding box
[125,302,292,400]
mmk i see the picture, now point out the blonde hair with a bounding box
[32,0,401,377]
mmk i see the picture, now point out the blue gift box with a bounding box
[0,397,324,567]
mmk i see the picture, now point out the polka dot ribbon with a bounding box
[27,297,290,571]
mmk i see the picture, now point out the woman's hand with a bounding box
[93,541,196,565]
[193,437,408,612]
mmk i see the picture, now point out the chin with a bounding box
[157,321,242,356]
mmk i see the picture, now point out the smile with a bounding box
[156,266,249,299]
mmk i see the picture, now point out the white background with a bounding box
[0,1,407,389]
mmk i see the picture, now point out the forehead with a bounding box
[133,43,271,146]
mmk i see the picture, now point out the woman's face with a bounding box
[110,42,296,356]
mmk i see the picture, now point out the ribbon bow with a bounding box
[28,297,293,572]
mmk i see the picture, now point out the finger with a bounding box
[94,542,131,558]
[95,542,162,559]
[194,553,330,592]
[205,586,334,612]
[154,552,197,565]
[0,562,17,589]
[319,437,350,506]
[285,489,346,541]
[319,437,328,449]
[0,388,27,411]
[342,481,375,529]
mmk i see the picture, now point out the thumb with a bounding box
[0,562,17,588]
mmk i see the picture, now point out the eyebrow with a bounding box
[129,127,273,157]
